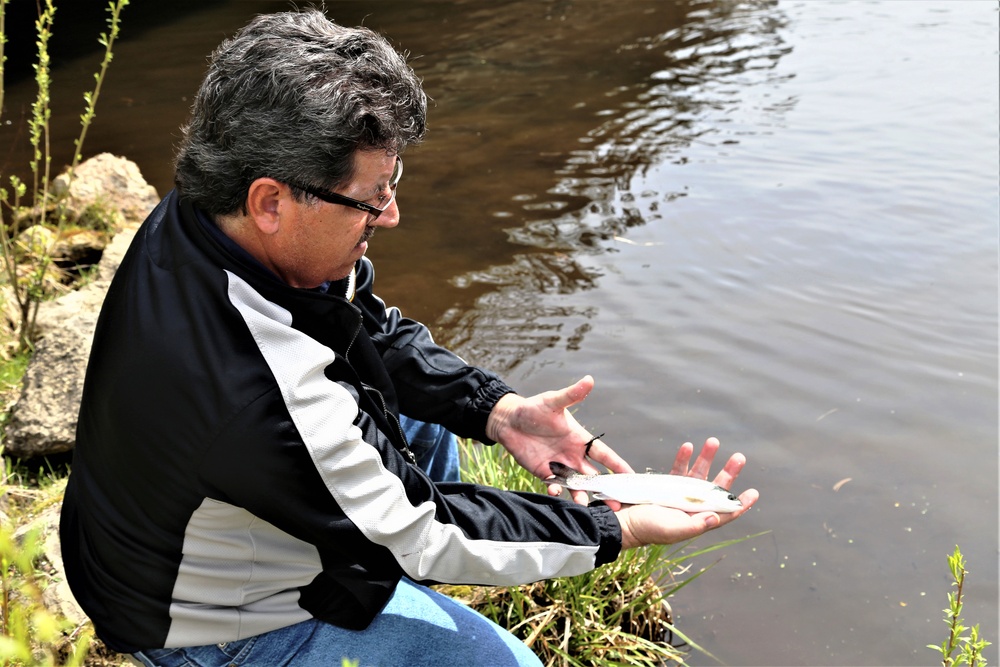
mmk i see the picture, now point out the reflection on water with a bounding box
[1,1,996,665]
[441,0,792,374]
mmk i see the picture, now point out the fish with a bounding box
[546,462,743,513]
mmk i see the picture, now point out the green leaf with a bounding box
[0,635,32,661]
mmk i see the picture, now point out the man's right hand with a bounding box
[614,439,759,550]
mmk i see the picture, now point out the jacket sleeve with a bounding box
[351,258,514,444]
[202,379,622,588]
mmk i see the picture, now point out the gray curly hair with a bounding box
[174,8,427,215]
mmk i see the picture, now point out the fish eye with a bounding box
[728,493,737,501]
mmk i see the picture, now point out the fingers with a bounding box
[715,487,759,528]
[670,437,736,483]
[688,437,720,479]
[711,452,746,489]
[738,488,759,509]
[545,481,593,507]
[584,436,635,475]
[545,375,594,412]
[669,441,695,475]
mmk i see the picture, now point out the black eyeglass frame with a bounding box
[290,157,402,221]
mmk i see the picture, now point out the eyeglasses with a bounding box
[291,157,402,223]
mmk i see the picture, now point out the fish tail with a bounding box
[547,461,578,485]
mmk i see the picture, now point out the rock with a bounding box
[14,224,59,258]
[51,153,159,230]
[3,225,139,458]
[32,227,137,338]
[52,228,107,267]
[13,224,107,268]
[3,308,99,457]
[2,153,154,459]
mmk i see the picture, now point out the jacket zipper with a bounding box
[345,312,417,466]
[365,383,417,466]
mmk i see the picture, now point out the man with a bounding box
[60,9,758,666]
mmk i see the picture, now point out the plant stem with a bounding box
[71,0,130,177]
[943,554,966,666]
[0,0,7,121]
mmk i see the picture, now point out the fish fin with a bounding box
[592,492,610,501]
[547,461,577,485]
[684,496,705,504]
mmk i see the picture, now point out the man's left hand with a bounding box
[486,375,634,508]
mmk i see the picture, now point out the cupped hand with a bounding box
[616,437,758,549]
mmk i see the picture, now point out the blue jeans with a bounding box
[134,420,540,666]
[398,414,461,482]
[132,578,541,667]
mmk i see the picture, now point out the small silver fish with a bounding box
[547,462,743,513]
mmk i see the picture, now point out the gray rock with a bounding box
[51,152,159,229]
[2,153,153,459]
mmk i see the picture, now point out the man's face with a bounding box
[275,150,400,288]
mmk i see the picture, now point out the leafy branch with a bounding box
[0,522,92,666]
[0,0,130,355]
[927,545,992,667]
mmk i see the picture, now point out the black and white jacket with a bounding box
[60,190,621,653]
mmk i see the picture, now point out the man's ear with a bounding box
[245,178,287,235]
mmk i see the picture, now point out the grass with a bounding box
[444,438,762,666]
[0,523,91,666]
[0,470,97,667]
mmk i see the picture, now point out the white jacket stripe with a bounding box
[225,271,600,585]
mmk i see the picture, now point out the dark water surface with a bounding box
[2,1,996,665]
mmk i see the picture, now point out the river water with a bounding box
[1,1,996,665]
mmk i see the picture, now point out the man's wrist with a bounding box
[615,508,638,551]
[485,392,520,443]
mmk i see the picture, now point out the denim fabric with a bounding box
[132,579,542,667]
[398,414,461,482]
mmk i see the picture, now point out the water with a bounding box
[1,1,996,665]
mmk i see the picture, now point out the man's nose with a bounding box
[375,198,400,228]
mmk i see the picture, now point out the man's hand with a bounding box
[486,375,634,508]
[616,438,759,549]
